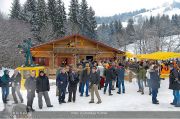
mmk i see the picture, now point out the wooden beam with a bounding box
[52,43,55,69]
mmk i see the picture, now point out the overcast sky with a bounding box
[0,0,174,17]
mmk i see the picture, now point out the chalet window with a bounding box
[35,57,49,66]
[57,57,73,67]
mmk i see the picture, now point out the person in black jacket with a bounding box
[169,63,180,107]
[89,66,102,104]
[104,64,113,96]
[68,68,79,103]
[36,71,53,109]
[24,71,36,112]
[149,65,161,104]
[11,70,23,104]
[111,62,117,90]
[80,63,91,97]
[56,67,68,104]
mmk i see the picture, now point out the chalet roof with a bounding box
[31,34,124,54]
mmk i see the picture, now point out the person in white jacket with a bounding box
[146,66,152,95]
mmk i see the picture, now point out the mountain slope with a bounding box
[134,0,180,21]
[96,0,180,25]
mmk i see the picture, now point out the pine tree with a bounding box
[10,0,21,20]
[109,21,114,35]
[114,20,122,33]
[56,0,66,37]
[126,19,135,43]
[37,0,48,29]
[47,0,57,33]
[31,6,41,42]
[87,6,97,39]
[68,0,80,33]
[23,0,37,22]
[62,3,67,25]
[80,0,89,36]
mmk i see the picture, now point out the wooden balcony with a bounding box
[53,47,98,54]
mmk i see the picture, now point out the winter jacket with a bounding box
[117,66,125,80]
[169,68,180,90]
[81,69,91,82]
[104,68,114,81]
[24,76,36,97]
[97,66,104,77]
[89,72,100,86]
[146,69,151,79]
[149,70,160,89]
[68,72,79,87]
[1,70,10,87]
[11,73,21,87]
[36,75,50,93]
[137,67,146,80]
[56,72,68,89]
[110,66,117,80]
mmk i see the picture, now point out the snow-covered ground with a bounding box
[0,78,179,111]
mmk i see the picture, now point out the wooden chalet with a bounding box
[31,34,124,75]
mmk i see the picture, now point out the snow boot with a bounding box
[89,101,94,103]
[117,92,121,94]
[152,102,159,105]
[97,101,102,104]
[170,102,176,105]
[141,92,144,95]
[47,105,53,107]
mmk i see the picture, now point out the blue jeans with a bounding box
[138,79,144,91]
[173,90,177,104]
[1,86,9,103]
[81,80,89,96]
[152,88,158,103]
[58,87,66,102]
[174,90,180,106]
[118,77,125,93]
[137,79,141,90]
[104,80,112,94]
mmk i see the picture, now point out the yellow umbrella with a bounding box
[125,52,135,58]
[137,51,180,60]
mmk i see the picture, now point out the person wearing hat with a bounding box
[11,70,23,104]
[1,70,11,104]
[36,71,53,109]
[89,66,102,104]
[169,62,180,107]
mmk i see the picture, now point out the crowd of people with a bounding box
[0,59,180,113]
